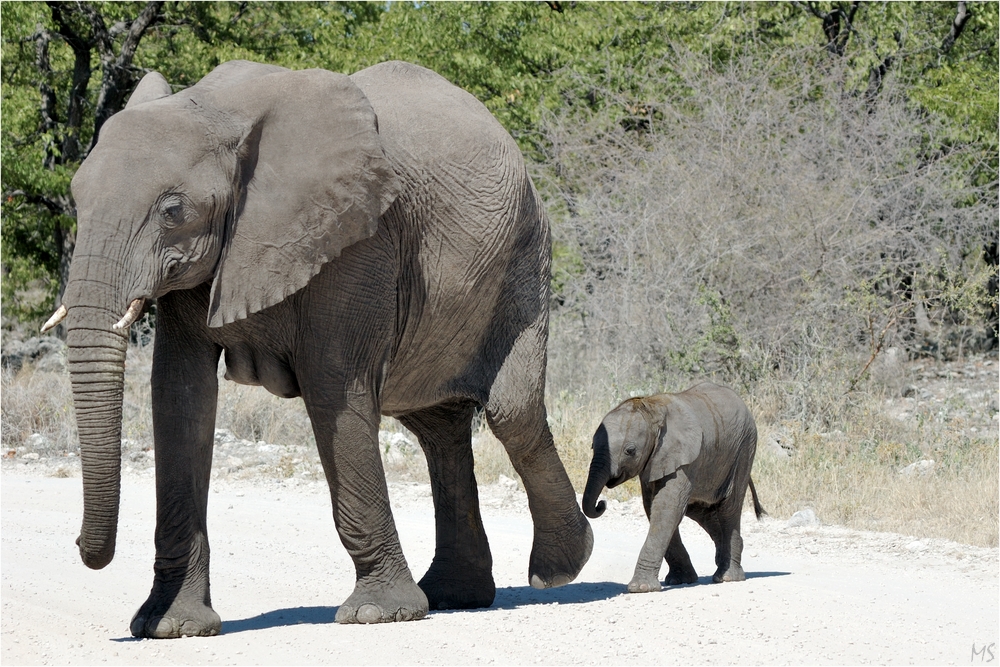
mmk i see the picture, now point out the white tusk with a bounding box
[112,298,146,331]
[40,305,68,333]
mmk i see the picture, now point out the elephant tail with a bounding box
[748,477,767,520]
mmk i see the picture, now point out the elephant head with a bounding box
[55,61,400,569]
[582,396,701,519]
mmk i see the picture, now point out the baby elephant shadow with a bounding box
[664,570,791,588]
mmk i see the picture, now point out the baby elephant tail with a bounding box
[749,477,767,520]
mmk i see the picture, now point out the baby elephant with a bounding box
[582,382,764,593]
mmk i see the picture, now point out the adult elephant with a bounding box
[48,60,592,637]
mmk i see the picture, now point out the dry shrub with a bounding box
[1,364,75,454]
[216,379,314,448]
[539,49,996,398]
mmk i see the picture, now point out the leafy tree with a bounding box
[2,1,164,322]
[2,1,995,340]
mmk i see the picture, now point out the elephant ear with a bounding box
[202,68,401,327]
[646,399,703,482]
[125,72,171,108]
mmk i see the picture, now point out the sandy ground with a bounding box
[2,467,997,666]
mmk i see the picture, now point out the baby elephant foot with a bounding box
[130,596,221,638]
[335,576,428,624]
[664,567,699,586]
[712,564,746,583]
[627,573,662,594]
[528,510,594,590]
[419,563,496,610]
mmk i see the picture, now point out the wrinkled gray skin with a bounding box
[62,60,593,637]
[582,382,763,593]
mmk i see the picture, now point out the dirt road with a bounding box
[2,468,997,665]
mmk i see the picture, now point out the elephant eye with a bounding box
[157,195,188,227]
[624,444,637,457]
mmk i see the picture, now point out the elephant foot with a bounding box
[627,573,662,594]
[664,567,699,586]
[419,563,495,610]
[713,564,746,583]
[130,596,221,639]
[527,509,593,589]
[335,575,428,624]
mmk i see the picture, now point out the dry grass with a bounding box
[544,351,999,548]
[1,363,75,455]
[2,343,995,547]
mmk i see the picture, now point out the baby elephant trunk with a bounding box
[583,426,611,518]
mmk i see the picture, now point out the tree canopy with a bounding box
[2,1,996,357]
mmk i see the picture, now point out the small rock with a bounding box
[905,540,928,552]
[214,429,238,445]
[498,474,519,490]
[787,509,819,528]
[899,459,935,477]
[766,430,795,458]
[901,385,917,398]
[227,456,244,468]
[25,433,52,450]
[1,336,66,374]
[22,452,40,461]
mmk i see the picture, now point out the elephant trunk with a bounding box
[65,268,130,569]
[582,430,611,519]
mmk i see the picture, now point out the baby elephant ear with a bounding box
[125,71,171,108]
[647,401,703,482]
[203,68,401,327]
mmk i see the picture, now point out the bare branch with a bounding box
[85,0,165,156]
[940,1,970,55]
[792,1,862,57]
[33,26,59,170]
[793,1,828,21]
[47,2,93,164]
[3,190,72,217]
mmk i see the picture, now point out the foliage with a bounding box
[2,0,996,361]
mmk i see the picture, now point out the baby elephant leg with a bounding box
[629,474,691,593]
[689,501,746,583]
[664,530,699,585]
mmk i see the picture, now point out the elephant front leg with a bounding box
[642,483,697,586]
[629,474,691,593]
[132,300,222,638]
[310,390,428,623]
[399,403,495,610]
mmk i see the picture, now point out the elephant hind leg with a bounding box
[485,377,592,589]
[307,388,428,624]
[399,401,495,610]
[688,500,746,583]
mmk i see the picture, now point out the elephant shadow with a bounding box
[465,581,628,612]
[216,582,627,634]
[192,573,791,635]
[221,606,340,634]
